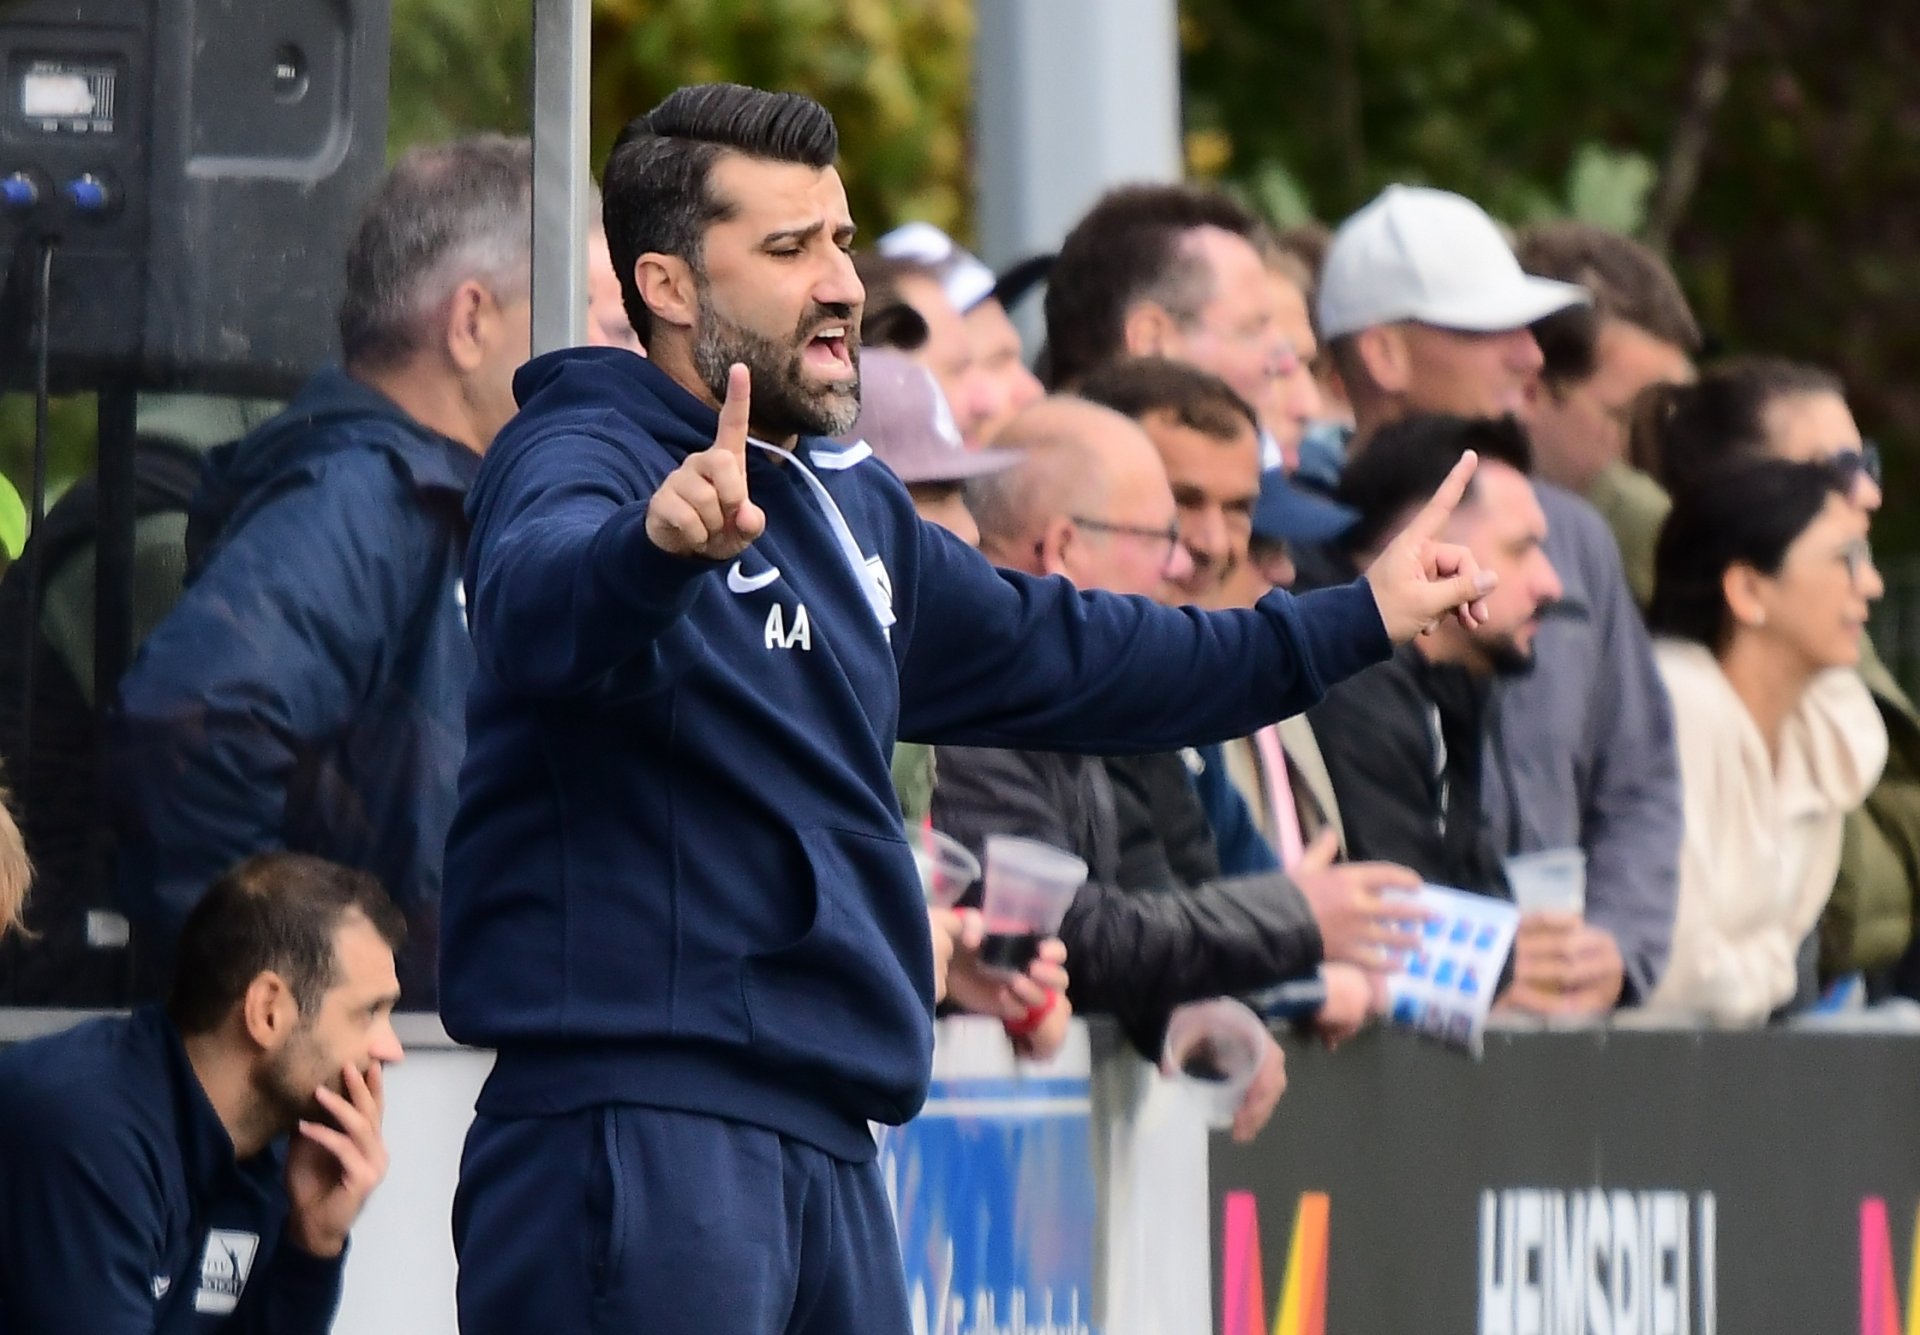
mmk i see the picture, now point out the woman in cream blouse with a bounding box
[1642,458,1887,1024]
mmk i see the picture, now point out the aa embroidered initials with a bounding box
[764,603,812,651]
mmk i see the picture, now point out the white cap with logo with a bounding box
[1317,185,1588,340]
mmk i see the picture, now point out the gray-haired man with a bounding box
[109,135,535,1006]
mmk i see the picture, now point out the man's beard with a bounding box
[691,285,861,439]
[256,1027,340,1132]
[1482,631,1538,678]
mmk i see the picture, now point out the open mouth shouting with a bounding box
[803,322,857,381]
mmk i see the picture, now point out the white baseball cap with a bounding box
[1317,185,1588,340]
[877,221,998,314]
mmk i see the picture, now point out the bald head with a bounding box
[969,396,1185,596]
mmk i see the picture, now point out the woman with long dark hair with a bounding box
[1642,458,1887,1023]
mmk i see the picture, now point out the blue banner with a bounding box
[881,1066,1101,1335]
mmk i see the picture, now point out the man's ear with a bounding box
[634,252,699,336]
[1121,301,1182,361]
[1355,324,1411,395]
[1037,515,1077,580]
[442,280,493,374]
[240,971,299,1054]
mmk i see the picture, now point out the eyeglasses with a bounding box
[1831,442,1883,490]
[1842,537,1876,589]
[1069,515,1182,567]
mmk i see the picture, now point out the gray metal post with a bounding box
[972,0,1183,271]
[530,0,591,356]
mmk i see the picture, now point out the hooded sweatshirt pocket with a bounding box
[741,825,933,1117]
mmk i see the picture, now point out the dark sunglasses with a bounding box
[1831,441,1883,489]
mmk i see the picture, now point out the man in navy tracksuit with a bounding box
[0,854,404,1333]
[442,84,1496,1335]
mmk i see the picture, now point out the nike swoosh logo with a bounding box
[727,562,781,594]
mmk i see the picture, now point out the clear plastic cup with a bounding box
[978,835,1087,971]
[1162,998,1269,1130]
[1504,847,1586,916]
[910,827,980,909]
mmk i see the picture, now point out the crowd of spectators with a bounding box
[0,73,1906,1334]
[0,101,1911,1081]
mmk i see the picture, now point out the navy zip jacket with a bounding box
[110,369,479,1003]
[441,349,1392,1160]
[0,1007,343,1333]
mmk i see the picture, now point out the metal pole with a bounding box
[973,0,1183,271]
[530,0,591,356]
[93,382,137,715]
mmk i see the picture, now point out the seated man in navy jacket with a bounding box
[0,853,403,1333]
[444,83,1497,1335]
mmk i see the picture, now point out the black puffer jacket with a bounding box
[932,744,1322,1057]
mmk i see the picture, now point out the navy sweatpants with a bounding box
[452,1105,911,1335]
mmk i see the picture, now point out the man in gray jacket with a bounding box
[1315,185,1679,1013]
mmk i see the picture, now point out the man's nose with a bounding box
[1182,508,1231,564]
[1165,539,1196,583]
[816,248,864,312]
[1537,554,1564,605]
[370,1019,406,1067]
[1287,367,1323,422]
[1508,328,1544,374]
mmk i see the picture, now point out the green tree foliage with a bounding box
[589,0,973,236]
[387,0,975,236]
[1,0,973,503]
[1181,0,1920,550]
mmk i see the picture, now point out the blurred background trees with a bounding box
[7,0,1917,549]
[1182,0,1920,550]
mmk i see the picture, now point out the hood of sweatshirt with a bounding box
[191,367,478,568]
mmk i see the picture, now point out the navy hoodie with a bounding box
[111,369,479,1003]
[441,349,1391,1160]
[0,1008,344,1333]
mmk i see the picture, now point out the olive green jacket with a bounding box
[1823,642,1920,977]
[893,741,937,827]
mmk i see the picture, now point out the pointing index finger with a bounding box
[1401,449,1479,546]
[713,362,751,458]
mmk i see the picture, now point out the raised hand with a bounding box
[644,362,768,559]
[1363,450,1498,642]
[283,1062,390,1259]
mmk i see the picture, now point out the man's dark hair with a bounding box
[167,854,406,1036]
[339,134,534,370]
[1335,414,1534,555]
[1077,356,1259,442]
[1649,457,1850,652]
[1630,355,1844,494]
[853,252,935,352]
[1518,222,1702,390]
[1042,184,1262,390]
[603,84,839,346]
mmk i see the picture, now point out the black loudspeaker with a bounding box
[0,0,391,394]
